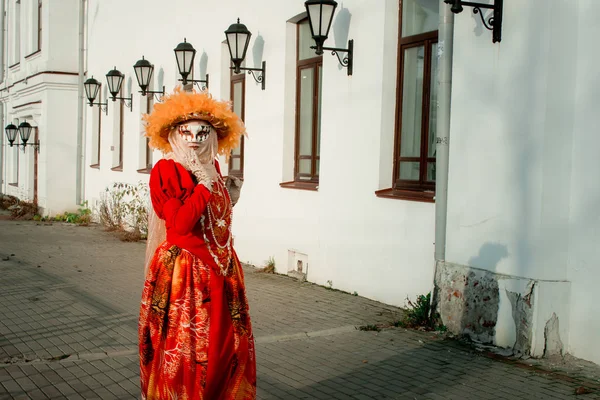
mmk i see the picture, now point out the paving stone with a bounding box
[0,221,599,399]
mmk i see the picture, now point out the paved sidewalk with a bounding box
[0,220,599,399]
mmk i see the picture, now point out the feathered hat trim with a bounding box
[143,87,245,158]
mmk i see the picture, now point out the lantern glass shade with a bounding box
[134,57,154,93]
[84,77,101,104]
[5,124,17,145]
[106,67,124,98]
[174,39,196,79]
[225,19,251,70]
[18,122,33,144]
[305,0,337,51]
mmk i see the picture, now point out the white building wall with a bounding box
[567,0,600,366]
[84,0,436,306]
[1,0,80,215]
[445,0,598,364]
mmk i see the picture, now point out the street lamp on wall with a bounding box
[105,67,133,111]
[173,39,209,91]
[133,56,166,101]
[5,122,40,153]
[444,0,503,43]
[83,76,108,115]
[225,19,266,90]
[305,0,354,76]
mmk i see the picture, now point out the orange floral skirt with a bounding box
[139,242,256,400]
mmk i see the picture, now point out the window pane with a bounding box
[316,65,322,158]
[428,42,438,158]
[299,67,314,157]
[399,162,420,180]
[299,19,316,61]
[231,146,241,156]
[402,0,439,38]
[427,162,436,182]
[233,81,243,117]
[231,157,241,171]
[400,46,424,158]
[298,159,311,175]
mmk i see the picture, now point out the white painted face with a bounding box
[176,120,214,149]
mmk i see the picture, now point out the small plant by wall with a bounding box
[96,182,149,241]
[394,292,447,332]
[258,256,276,273]
[33,202,92,225]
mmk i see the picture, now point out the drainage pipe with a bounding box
[433,1,454,291]
[75,0,86,205]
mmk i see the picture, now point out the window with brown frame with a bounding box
[390,0,439,202]
[90,99,101,168]
[13,0,21,64]
[294,18,323,184]
[112,87,124,171]
[36,0,41,51]
[9,144,18,186]
[119,90,124,166]
[229,70,245,178]
[144,94,153,170]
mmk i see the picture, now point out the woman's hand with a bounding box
[185,151,214,191]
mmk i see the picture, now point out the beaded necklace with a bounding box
[201,176,233,275]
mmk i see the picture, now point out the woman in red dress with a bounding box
[138,89,256,400]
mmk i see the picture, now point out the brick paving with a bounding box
[0,219,599,399]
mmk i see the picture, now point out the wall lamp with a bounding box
[84,76,108,115]
[5,122,40,153]
[305,0,354,76]
[133,56,166,101]
[174,39,209,91]
[225,19,266,90]
[444,0,503,43]
[106,67,133,111]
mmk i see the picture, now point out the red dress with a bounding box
[139,159,256,400]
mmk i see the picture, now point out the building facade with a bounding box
[0,0,81,215]
[0,0,595,365]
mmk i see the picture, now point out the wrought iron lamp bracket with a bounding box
[231,62,266,91]
[178,75,210,91]
[141,86,166,102]
[90,101,108,115]
[12,141,40,153]
[111,95,133,111]
[445,0,503,43]
[311,39,354,76]
[25,141,40,153]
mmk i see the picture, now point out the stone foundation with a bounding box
[434,261,571,358]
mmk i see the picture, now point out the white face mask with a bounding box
[167,119,219,168]
[176,120,213,149]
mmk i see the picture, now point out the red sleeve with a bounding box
[150,159,211,236]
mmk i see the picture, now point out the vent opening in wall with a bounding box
[288,249,308,282]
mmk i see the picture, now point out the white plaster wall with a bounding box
[46,0,79,72]
[0,0,80,214]
[446,0,576,282]
[84,0,436,306]
[42,87,79,214]
[446,0,599,364]
[567,0,600,365]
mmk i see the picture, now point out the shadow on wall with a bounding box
[199,51,208,81]
[252,34,265,66]
[157,68,165,90]
[470,6,493,37]
[332,4,351,71]
[459,242,508,343]
[468,242,509,271]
